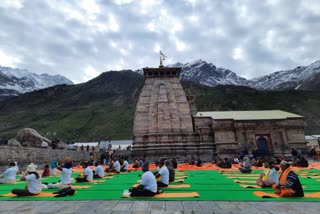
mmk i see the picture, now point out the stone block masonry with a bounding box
[0,145,90,168]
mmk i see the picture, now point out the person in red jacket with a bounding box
[42,164,50,177]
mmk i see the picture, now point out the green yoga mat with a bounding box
[1,169,320,201]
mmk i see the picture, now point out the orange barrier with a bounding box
[70,162,320,173]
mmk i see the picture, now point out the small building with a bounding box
[194,110,307,157]
[305,135,320,149]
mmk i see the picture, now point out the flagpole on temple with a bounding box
[159,50,166,68]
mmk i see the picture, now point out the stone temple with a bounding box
[131,66,215,161]
[131,64,307,161]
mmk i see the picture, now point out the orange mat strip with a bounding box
[70,185,91,189]
[136,178,185,183]
[2,192,55,197]
[254,191,320,198]
[132,184,190,188]
[227,176,257,179]
[241,184,307,189]
[234,180,256,184]
[91,180,106,183]
[122,192,200,198]
[175,176,187,179]
[240,184,261,188]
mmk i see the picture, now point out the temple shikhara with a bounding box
[131,54,307,160]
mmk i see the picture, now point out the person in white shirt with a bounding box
[121,159,129,172]
[256,161,279,187]
[41,141,48,148]
[113,158,121,173]
[76,162,93,182]
[94,162,104,178]
[11,163,42,196]
[48,161,73,189]
[0,162,18,184]
[129,162,157,197]
[155,159,169,187]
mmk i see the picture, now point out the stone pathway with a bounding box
[0,201,318,214]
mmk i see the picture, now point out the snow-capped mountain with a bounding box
[165,59,320,91]
[250,60,320,90]
[168,59,250,87]
[0,66,73,98]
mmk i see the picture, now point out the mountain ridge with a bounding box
[0,70,319,141]
[1,58,320,101]
[0,66,74,99]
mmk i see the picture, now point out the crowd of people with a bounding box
[0,146,318,198]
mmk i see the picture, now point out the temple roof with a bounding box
[195,110,304,120]
[143,67,181,77]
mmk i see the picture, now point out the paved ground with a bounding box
[0,201,318,214]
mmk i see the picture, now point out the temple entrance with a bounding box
[253,134,272,157]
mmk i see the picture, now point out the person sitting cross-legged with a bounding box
[11,163,42,196]
[76,162,93,182]
[256,161,279,187]
[165,160,175,182]
[239,157,252,173]
[106,158,120,174]
[132,159,140,169]
[0,162,18,184]
[41,164,50,178]
[273,160,304,197]
[93,161,104,178]
[48,160,73,189]
[155,159,169,188]
[129,162,157,197]
[121,158,129,172]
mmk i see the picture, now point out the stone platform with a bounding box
[0,201,318,214]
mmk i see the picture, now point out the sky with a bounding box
[0,0,320,83]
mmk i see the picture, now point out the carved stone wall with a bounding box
[132,68,215,161]
[196,117,307,157]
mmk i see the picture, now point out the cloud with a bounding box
[0,0,319,82]
[0,0,23,10]
[82,65,100,83]
[0,49,21,67]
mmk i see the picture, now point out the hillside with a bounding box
[0,71,144,141]
[0,71,319,141]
